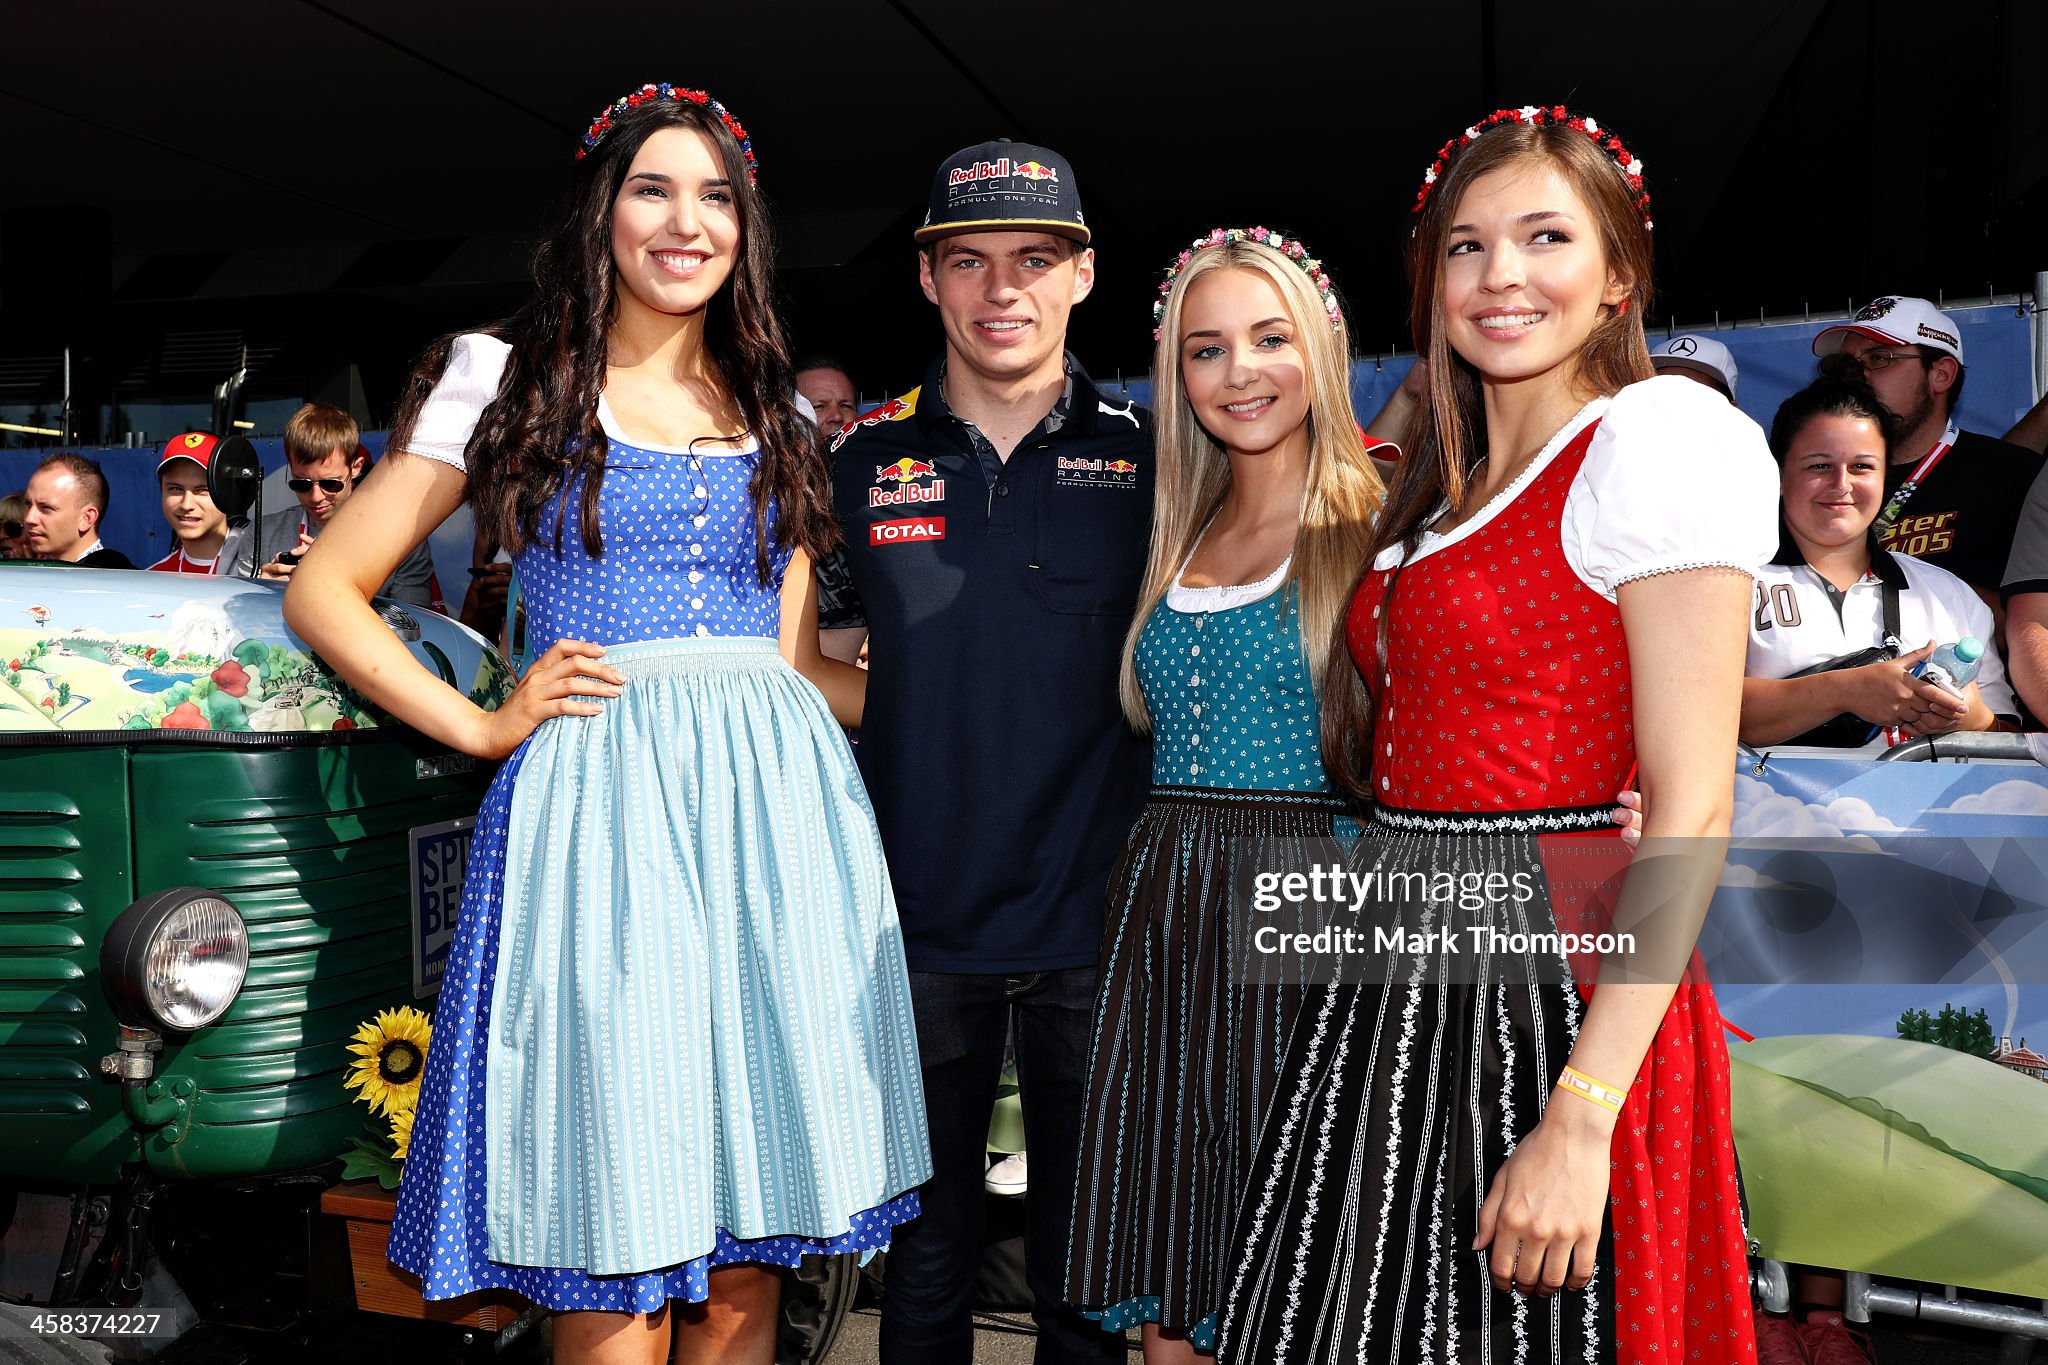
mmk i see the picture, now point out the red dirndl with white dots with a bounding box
[1215,421,1755,1364]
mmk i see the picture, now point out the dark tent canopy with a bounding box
[4,0,2044,437]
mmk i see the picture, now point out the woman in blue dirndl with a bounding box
[284,84,929,1364]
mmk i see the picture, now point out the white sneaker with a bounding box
[984,1152,1028,1197]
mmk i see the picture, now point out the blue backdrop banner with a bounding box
[1111,301,2039,452]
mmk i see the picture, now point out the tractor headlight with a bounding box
[101,889,248,1031]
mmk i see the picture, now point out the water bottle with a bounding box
[1915,636,1984,698]
[1866,636,1983,745]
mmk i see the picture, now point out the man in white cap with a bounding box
[1651,333,1738,402]
[1814,295,2042,610]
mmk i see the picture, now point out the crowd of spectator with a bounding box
[1766,295,2045,742]
[9,300,2048,741]
[1,402,444,608]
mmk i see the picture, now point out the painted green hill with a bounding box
[1732,1033,2048,1296]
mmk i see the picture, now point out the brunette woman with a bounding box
[1217,108,1775,1364]
[284,84,928,1365]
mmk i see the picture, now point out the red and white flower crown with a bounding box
[577,82,757,183]
[1414,106,1649,228]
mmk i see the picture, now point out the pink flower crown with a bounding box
[1152,226,1342,342]
[577,82,758,183]
[1414,106,1649,228]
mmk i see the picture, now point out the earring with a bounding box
[1615,297,1630,316]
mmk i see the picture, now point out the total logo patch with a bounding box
[871,516,944,546]
[870,457,947,507]
[1054,455,1140,489]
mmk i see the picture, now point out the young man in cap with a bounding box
[148,432,229,574]
[1814,295,2043,611]
[23,453,135,568]
[1651,333,1739,403]
[819,139,1147,1364]
[221,403,438,608]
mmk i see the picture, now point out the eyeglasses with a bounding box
[287,477,349,494]
[0,521,21,539]
[1845,349,1928,373]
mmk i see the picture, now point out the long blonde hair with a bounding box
[1120,240,1385,732]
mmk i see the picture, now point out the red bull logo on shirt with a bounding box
[1054,455,1141,489]
[870,457,946,507]
[875,457,938,483]
[829,389,921,453]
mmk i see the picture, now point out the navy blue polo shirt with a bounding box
[820,354,1154,973]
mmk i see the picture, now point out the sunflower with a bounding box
[388,1103,415,1161]
[343,1006,432,1117]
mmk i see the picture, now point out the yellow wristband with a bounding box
[1556,1066,1627,1113]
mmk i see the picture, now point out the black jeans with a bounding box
[879,967,1125,1364]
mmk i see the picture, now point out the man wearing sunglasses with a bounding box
[1813,296,2043,616]
[221,403,437,608]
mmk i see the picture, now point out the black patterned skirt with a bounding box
[1214,802,1623,1365]
[1065,786,1353,1347]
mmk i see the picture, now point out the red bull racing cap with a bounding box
[916,139,1089,245]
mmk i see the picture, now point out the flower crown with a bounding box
[1152,226,1342,342]
[577,82,758,182]
[1414,106,1649,227]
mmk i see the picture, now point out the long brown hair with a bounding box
[386,96,836,581]
[1123,240,1383,731]
[1323,118,1657,800]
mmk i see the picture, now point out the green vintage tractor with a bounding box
[0,440,511,1359]
[0,555,512,1361]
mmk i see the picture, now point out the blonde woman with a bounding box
[1063,228,1384,1361]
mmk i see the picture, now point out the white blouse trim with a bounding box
[1371,396,1608,573]
[1166,514,1294,612]
[402,331,774,467]
[1166,554,1293,612]
[1368,376,1779,603]
[596,396,757,457]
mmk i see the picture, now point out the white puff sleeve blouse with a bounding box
[404,333,512,472]
[1564,374,1781,599]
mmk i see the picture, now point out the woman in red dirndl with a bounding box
[1216,108,1774,1365]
